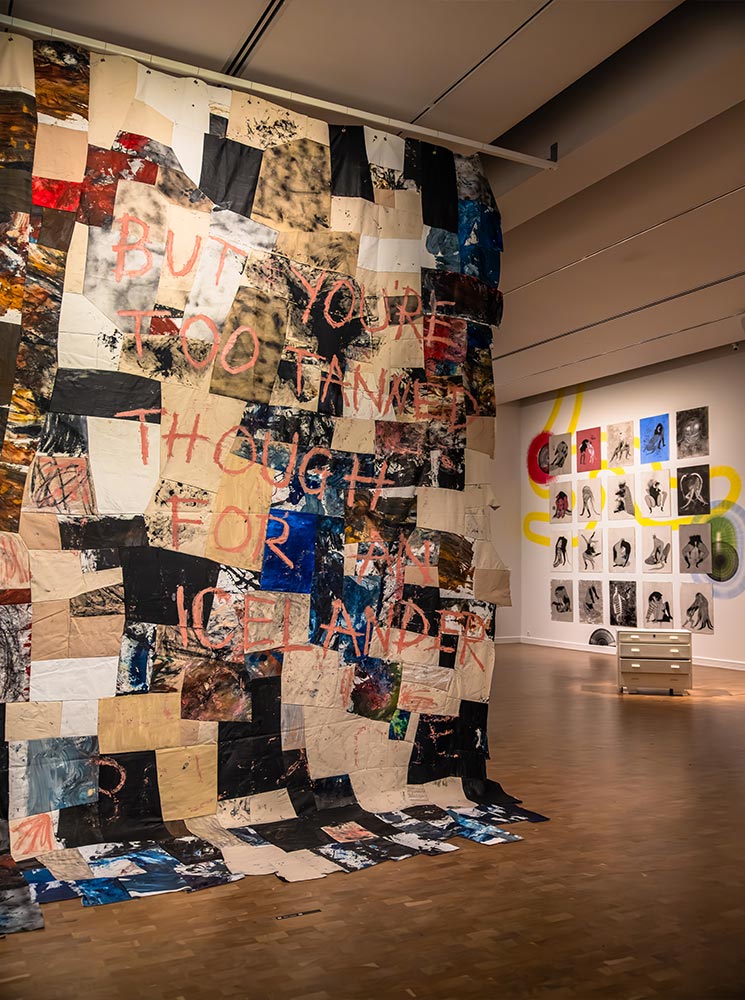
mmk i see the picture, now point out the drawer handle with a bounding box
[631,648,640,653]
[631,663,640,668]
[670,649,679,653]
[670,664,680,669]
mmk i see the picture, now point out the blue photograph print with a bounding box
[639,413,670,463]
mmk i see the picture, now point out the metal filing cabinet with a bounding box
[617,629,693,695]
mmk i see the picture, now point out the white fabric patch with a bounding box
[30,657,119,701]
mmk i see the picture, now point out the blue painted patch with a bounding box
[24,737,99,816]
[21,867,56,885]
[425,226,460,272]
[340,575,381,663]
[388,708,412,741]
[30,880,81,904]
[117,621,156,694]
[458,200,502,286]
[118,872,189,896]
[76,878,131,906]
[260,511,316,593]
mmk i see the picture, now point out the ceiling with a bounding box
[10,0,745,402]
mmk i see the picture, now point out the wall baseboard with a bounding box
[513,636,745,671]
[494,635,523,644]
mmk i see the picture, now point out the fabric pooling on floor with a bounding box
[0,800,548,931]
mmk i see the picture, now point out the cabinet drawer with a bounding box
[620,671,690,691]
[619,657,691,674]
[619,642,692,659]
[617,630,690,645]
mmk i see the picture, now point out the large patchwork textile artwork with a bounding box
[0,34,543,933]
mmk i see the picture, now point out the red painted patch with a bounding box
[32,177,82,212]
[527,430,552,485]
[149,313,181,337]
[77,146,159,227]
[115,132,150,155]
[0,588,32,605]
[424,315,467,373]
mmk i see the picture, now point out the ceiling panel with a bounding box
[486,3,745,232]
[238,0,546,122]
[15,0,268,69]
[416,0,680,142]
[494,285,745,402]
[500,100,745,294]
[495,316,745,403]
[496,187,745,358]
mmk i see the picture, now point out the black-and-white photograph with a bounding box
[576,479,602,522]
[676,406,709,460]
[550,579,574,622]
[609,526,636,573]
[641,470,671,517]
[548,432,572,475]
[642,581,674,626]
[578,529,603,571]
[609,579,637,627]
[642,525,672,572]
[578,580,603,625]
[681,581,715,633]
[678,522,713,573]
[608,474,636,520]
[676,464,711,516]
[550,529,573,570]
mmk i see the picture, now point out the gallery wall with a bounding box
[516,348,745,669]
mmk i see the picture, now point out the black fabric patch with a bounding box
[38,412,88,456]
[407,702,491,786]
[0,322,21,443]
[38,206,75,251]
[59,515,149,549]
[462,777,521,808]
[0,163,32,214]
[199,134,263,217]
[50,370,162,419]
[312,774,356,811]
[328,125,374,201]
[162,836,223,865]
[0,322,21,403]
[121,547,220,625]
[421,269,503,327]
[407,714,460,784]
[58,751,169,847]
[208,113,228,138]
[0,703,8,854]
[403,138,421,190]
[396,584,442,637]
[420,142,458,234]
[253,804,399,852]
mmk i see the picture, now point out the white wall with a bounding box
[492,401,522,640]
[514,348,745,669]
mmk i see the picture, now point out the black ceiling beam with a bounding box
[223,0,285,77]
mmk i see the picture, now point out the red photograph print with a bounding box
[575,426,601,472]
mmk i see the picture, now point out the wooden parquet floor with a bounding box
[2,643,745,1000]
